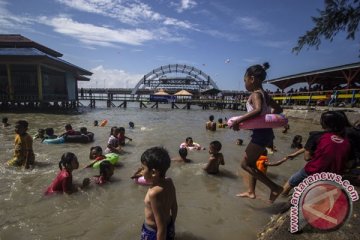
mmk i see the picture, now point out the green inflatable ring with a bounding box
[92,153,120,169]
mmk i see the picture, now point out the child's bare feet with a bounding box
[269,186,283,203]
[236,192,256,199]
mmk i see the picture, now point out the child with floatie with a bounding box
[231,62,284,203]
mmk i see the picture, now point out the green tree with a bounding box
[293,0,360,54]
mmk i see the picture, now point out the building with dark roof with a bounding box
[0,34,92,107]
[265,62,360,90]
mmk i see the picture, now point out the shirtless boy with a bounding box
[203,140,224,174]
[140,147,178,240]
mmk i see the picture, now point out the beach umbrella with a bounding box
[174,89,193,96]
[154,89,170,95]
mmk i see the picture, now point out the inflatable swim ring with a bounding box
[134,176,152,186]
[92,153,120,169]
[179,142,201,150]
[256,155,268,174]
[64,132,94,143]
[43,136,65,144]
[227,114,288,130]
[100,119,108,127]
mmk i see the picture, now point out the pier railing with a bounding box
[1,88,358,110]
[270,89,360,107]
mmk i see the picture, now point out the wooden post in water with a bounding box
[151,102,159,109]
[118,101,127,108]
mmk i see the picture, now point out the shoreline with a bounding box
[257,187,359,240]
[258,108,359,240]
[283,107,360,124]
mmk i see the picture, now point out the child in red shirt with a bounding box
[45,152,89,195]
[282,111,350,195]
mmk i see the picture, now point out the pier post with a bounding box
[151,102,159,109]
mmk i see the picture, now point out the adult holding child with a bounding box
[231,62,284,203]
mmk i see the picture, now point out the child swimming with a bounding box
[203,140,225,174]
[105,127,122,154]
[92,160,114,185]
[89,146,106,161]
[44,128,57,139]
[33,128,45,140]
[45,152,89,195]
[171,148,191,163]
[217,118,227,128]
[236,139,244,146]
[205,115,216,131]
[117,127,132,146]
[2,117,10,127]
[180,137,205,150]
[60,124,77,137]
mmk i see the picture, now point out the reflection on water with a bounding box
[0,106,321,240]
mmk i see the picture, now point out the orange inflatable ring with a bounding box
[99,119,108,127]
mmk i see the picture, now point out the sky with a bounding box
[0,0,359,91]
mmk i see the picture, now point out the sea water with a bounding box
[0,103,321,240]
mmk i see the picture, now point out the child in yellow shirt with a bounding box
[8,120,35,169]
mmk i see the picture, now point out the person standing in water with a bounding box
[232,62,283,203]
[205,115,216,131]
[140,147,177,240]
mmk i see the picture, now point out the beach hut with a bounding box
[0,34,92,107]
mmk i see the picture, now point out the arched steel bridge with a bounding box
[131,64,219,95]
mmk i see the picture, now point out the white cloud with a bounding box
[57,0,195,30]
[163,17,194,29]
[0,0,34,32]
[172,0,197,13]
[78,65,143,88]
[39,16,156,46]
[234,16,269,35]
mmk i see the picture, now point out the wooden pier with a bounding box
[1,88,359,111]
[77,94,246,110]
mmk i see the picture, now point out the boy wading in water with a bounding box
[232,62,283,203]
[140,147,178,240]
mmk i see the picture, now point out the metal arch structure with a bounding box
[131,64,219,95]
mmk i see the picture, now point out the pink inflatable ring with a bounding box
[227,114,288,130]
